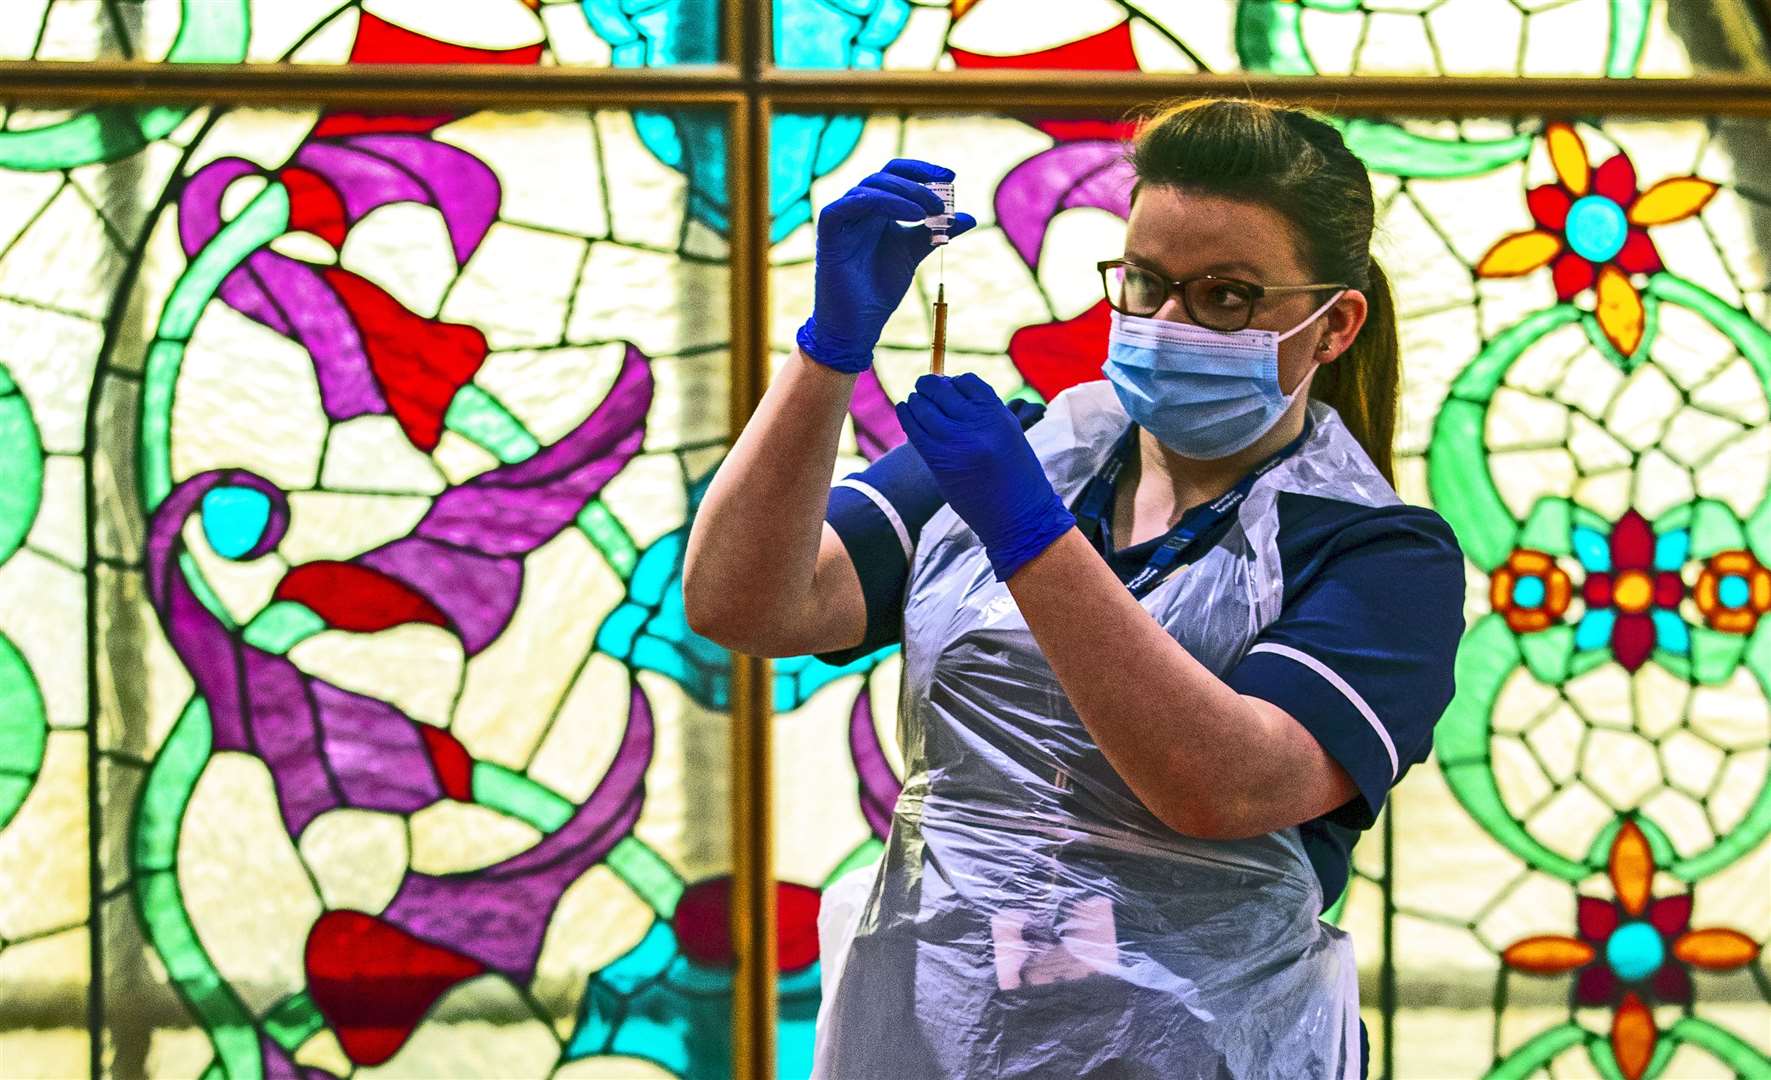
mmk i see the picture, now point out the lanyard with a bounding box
[1073,422,1309,599]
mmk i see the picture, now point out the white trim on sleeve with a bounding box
[1248,642,1399,780]
[834,478,913,563]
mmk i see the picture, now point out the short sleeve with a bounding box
[1224,501,1466,827]
[818,398,1047,666]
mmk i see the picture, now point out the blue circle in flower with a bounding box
[1718,574,1751,609]
[1606,920,1666,982]
[1566,196,1630,263]
[1512,576,1547,608]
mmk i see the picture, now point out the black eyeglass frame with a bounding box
[1097,259,1349,332]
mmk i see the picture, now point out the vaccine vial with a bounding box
[924,181,955,245]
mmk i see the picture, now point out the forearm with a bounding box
[683,348,854,644]
[1006,530,1344,838]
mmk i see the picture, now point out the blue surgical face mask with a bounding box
[1102,292,1345,459]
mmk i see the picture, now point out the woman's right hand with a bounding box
[794,159,977,374]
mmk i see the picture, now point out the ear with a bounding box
[1315,289,1369,364]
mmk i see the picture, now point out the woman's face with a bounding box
[1122,185,1368,397]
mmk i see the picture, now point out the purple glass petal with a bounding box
[240,648,350,835]
[418,344,652,555]
[848,683,900,840]
[214,256,295,338]
[179,157,261,257]
[357,540,522,656]
[292,141,429,224]
[232,251,386,421]
[850,368,905,462]
[310,680,443,814]
[996,141,1133,271]
[343,135,500,264]
[380,681,655,981]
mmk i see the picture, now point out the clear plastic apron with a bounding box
[815,384,1394,1079]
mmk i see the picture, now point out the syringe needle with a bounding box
[931,282,948,376]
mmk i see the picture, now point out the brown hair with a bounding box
[1126,98,1399,484]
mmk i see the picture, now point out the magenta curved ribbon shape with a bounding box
[145,345,651,832]
[849,368,906,462]
[147,470,445,835]
[849,683,901,839]
[178,134,500,424]
[355,342,653,652]
[996,140,1133,271]
[379,681,654,981]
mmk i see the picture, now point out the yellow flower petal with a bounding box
[1674,928,1761,970]
[952,0,982,16]
[1547,123,1590,196]
[1596,266,1647,358]
[1628,177,1718,226]
[1503,935,1596,973]
[1609,818,1654,915]
[1476,230,1561,278]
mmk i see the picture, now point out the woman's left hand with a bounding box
[896,373,1076,581]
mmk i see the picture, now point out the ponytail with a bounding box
[1310,258,1398,485]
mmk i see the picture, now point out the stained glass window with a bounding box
[0,79,746,1079]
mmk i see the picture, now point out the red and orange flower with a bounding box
[1694,550,1771,634]
[1477,123,1718,358]
[1490,548,1573,633]
[1502,822,1761,1080]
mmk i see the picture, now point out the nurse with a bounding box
[684,98,1466,1078]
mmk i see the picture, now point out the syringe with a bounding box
[925,181,954,375]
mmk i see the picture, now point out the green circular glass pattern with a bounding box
[0,363,46,833]
[0,363,42,565]
[0,635,46,831]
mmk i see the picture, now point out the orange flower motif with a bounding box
[1502,822,1762,1080]
[1476,123,1718,359]
[1489,548,1573,633]
[1694,550,1771,634]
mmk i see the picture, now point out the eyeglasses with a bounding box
[1097,259,1347,332]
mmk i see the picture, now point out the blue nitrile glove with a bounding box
[896,373,1077,581]
[796,159,977,373]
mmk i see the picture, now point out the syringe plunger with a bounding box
[931,283,948,375]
